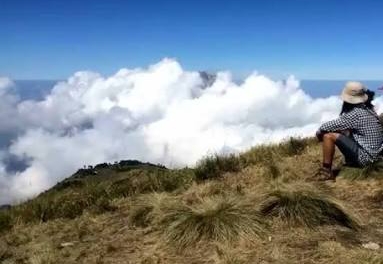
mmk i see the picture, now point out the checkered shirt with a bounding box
[319,106,383,165]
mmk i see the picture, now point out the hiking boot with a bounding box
[314,167,336,181]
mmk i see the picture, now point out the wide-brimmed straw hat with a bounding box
[341,81,368,104]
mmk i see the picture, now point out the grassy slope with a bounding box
[1,138,383,264]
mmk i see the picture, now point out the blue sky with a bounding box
[1,0,383,80]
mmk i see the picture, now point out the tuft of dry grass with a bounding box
[240,145,283,180]
[262,162,281,180]
[160,195,267,249]
[340,160,383,180]
[29,248,58,264]
[213,243,250,264]
[128,192,175,228]
[194,154,241,181]
[181,180,245,207]
[0,240,12,262]
[260,183,360,230]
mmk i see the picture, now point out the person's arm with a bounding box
[319,110,359,132]
[315,110,360,141]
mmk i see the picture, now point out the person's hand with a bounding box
[316,130,324,142]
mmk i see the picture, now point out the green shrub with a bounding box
[195,154,241,181]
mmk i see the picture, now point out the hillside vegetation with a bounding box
[1,138,383,264]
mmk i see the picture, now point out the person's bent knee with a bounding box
[323,132,340,141]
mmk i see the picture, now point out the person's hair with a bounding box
[340,102,358,115]
[365,89,375,110]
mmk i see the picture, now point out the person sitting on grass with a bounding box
[315,81,383,181]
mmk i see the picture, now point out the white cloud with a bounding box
[0,58,374,204]
[0,77,20,133]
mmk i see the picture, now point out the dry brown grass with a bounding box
[1,138,383,263]
[314,241,383,264]
[339,160,383,180]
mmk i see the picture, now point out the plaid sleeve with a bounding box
[319,110,360,132]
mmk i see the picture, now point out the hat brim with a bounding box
[341,92,368,104]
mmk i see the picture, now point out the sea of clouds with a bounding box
[1,58,382,204]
